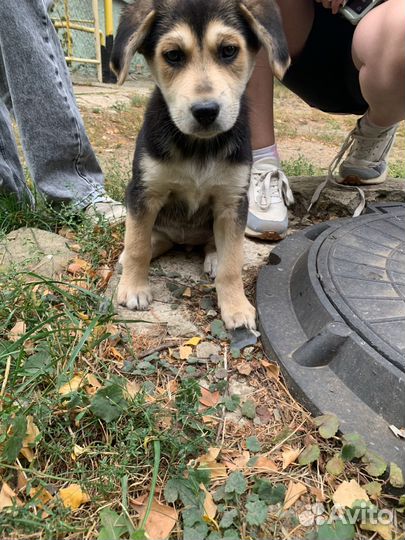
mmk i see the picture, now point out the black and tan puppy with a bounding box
[111,0,289,330]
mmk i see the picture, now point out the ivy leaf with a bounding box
[314,414,340,439]
[363,481,382,499]
[219,509,238,528]
[184,522,209,540]
[2,415,27,463]
[316,520,355,540]
[253,478,286,504]
[389,462,404,488]
[223,394,240,412]
[241,399,256,419]
[361,450,387,477]
[90,383,127,422]
[326,454,345,476]
[225,472,247,495]
[342,433,366,459]
[246,436,261,453]
[164,478,199,507]
[98,508,130,540]
[246,496,268,526]
[210,320,227,339]
[298,444,320,466]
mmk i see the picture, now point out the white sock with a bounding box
[252,144,280,165]
[360,113,397,136]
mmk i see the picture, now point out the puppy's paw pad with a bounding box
[117,284,152,310]
[203,252,218,279]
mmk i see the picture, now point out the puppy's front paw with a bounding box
[117,279,152,310]
[221,298,256,330]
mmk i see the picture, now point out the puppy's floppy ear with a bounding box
[110,0,155,85]
[239,0,290,80]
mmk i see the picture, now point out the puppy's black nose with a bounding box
[191,101,220,127]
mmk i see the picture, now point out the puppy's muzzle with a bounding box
[191,101,220,128]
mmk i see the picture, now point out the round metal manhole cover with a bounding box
[316,210,405,372]
[256,204,405,469]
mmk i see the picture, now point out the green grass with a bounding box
[389,159,405,178]
[281,155,324,177]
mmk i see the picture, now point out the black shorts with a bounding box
[281,3,368,115]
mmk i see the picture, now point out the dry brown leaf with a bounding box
[360,522,395,540]
[23,415,40,446]
[252,455,278,472]
[59,484,90,510]
[283,481,307,510]
[20,446,35,462]
[332,479,369,509]
[58,373,85,395]
[260,359,280,379]
[309,485,326,502]
[200,484,217,520]
[124,380,141,400]
[222,450,250,470]
[132,497,178,540]
[199,387,220,407]
[166,380,178,395]
[184,336,202,346]
[8,321,26,342]
[17,469,28,492]
[182,287,192,298]
[30,486,53,507]
[179,345,193,360]
[0,482,22,510]
[282,447,301,470]
[198,460,227,480]
[198,447,221,463]
[236,362,252,376]
[67,258,91,274]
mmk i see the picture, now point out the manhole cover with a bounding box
[257,203,405,470]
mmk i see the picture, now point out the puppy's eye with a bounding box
[219,45,239,62]
[163,49,185,66]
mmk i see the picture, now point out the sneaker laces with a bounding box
[253,167,294,210]
[308,121,397,218]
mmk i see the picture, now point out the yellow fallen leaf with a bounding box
[132,496,178,540]
[198,447,221,463]
[252,454,278,472]
[260,359,280,379]
[284,481,307,510]
[333,479,369,509]
[23,415,40,446]
[182,287,192,298]
[0,482,22,510]
[200,483,217,520]
[198,460,228,480]
[184,336,202,346]
[124,380,141,400]
[58,373,85,395]
[20,446,35,462]
[360,522,395,540]
[282,447,301,470]
[30,486,53,507]
[8,321,26,342]
[179,345,193,360]
[222,451,251,471]
[71,444,88,461]
[59,484,90,510]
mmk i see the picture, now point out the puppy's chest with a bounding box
[142,155,249,212]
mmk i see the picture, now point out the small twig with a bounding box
[216,345,228,444]
[0,356,12,409]
[138,340,179,359]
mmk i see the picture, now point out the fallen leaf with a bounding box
[251,455,278,472]
[132,497,178,540]
[59,484,90,510]
[199,387,220,407]
[326,454,345,476]
[8,321,26,342]
[360,522,395,540]
[260,359,280,379]
[198,447,221,463]
[124,380,141,400]
[67,258,91,274]
[30,486,53,507]
[389,462,404,488]
[314,413,340,439]
[332,480,369,508]
[71,444,88,461]
[0,482,23,510]
[200,483,217,520]
[184,337,202,346]
[222,451,250,471]
[182,287,192,298]
[179,346,193,360]
[236,362,252,376]
[58,373,85,395]
[283,481,307,510]
[282,447,301,470]
[198,460,227,480]
[23,415,40,446]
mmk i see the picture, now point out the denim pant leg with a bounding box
[0,0,105,209]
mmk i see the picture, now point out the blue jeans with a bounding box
[0,0,105,209]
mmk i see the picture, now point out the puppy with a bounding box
[111,0,289,330]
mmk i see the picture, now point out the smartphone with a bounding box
[340,0,385,24]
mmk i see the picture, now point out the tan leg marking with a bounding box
[151,230,174,259]
[117,210,159,310]
[213,208,256,330]
[203,237,218,278]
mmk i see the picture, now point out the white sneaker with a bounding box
[337,117,398,185]
[84,195,126,226]
[246,157,294,241]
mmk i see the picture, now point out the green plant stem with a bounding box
[139,439,161,531]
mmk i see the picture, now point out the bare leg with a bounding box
[352,0,405,127]
[247,0,314,150]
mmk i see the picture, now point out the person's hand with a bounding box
[315,0,346,14]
